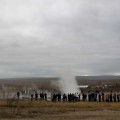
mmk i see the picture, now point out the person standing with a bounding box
[17,91,20,99]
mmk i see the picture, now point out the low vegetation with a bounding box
[0,99,120,120]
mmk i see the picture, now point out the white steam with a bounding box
[58,69,81,94]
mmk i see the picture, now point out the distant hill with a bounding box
[0,77,59,82]
[0,76,120,90]
[76,75,120,81]
[0,75,120,82]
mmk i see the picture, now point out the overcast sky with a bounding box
[0,0,120,78]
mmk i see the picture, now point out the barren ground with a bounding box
[0,100,120,120]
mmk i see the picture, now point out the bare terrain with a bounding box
[0,100,120,120]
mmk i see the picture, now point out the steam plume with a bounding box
[58,69,81,94]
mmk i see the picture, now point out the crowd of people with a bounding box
[17,90,120,102]
[51,92,120,102]
[17,90,48,101]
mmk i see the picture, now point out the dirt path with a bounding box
[1,110,120,120]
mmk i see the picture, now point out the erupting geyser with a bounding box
[58,70,81,94]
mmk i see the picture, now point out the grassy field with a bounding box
[0,99,120,120]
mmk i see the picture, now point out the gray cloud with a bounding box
[0,0,120,78]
